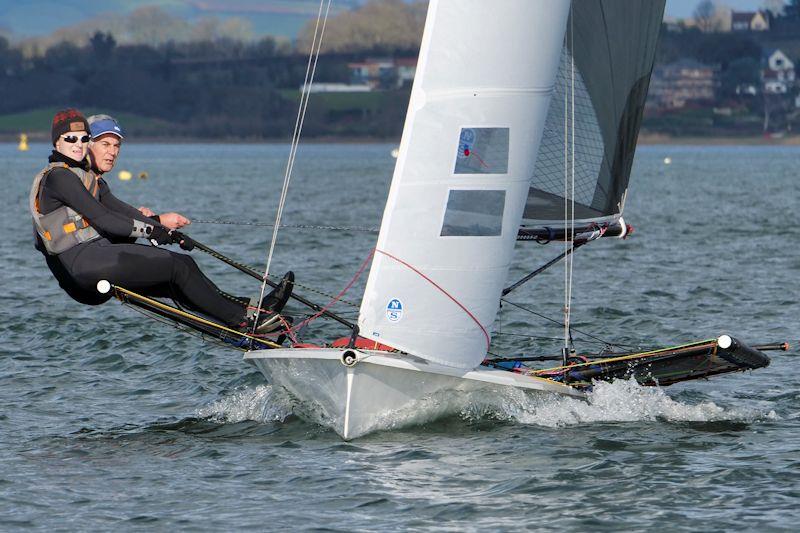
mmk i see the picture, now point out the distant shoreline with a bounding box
[638,133,800,146]
[5,132,800,146]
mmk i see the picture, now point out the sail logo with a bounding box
[457,128,476,159]
[386,298,403,322]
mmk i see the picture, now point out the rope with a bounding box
[499,298,639,351]
[286,247,375,336]
[253,0,332,334]
[193,242,361,308]
[492,331,625,348]
[376,248,491,351]
[191,218,378,233]
[532,339,719,374]
[563,11,576,353]
[278,314,300,345]
[113,286,281,349]
[562,26,569,352]
[122,297,282,351]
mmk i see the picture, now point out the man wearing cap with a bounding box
[86,114,190,231]
[31,108,293,332]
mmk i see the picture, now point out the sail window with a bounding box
[454,128,509,174]
[440,190,505,237]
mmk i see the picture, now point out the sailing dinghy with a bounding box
[242,0,778,439]
[104,0,784,440]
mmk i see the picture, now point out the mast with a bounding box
[358,0,572,369]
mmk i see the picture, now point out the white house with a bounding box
[762,49,796,94]
[731,11,770,31]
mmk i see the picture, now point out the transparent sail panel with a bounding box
[441,190,506,237]
[454,128,510,175]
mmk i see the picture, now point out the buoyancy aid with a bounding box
[30,162,101,255]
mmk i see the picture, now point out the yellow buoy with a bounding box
[18,133,29,151]
[138,171,149,180]
[118,170,132,181]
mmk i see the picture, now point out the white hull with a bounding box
[244,348,583,439]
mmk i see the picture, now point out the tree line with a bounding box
[0,31,418,139]
[3,0,799,140]
[0,1,426,140]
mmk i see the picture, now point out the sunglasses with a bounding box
[62,135,91,144]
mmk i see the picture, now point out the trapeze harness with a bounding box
[30,160,250,325]
[30,162,102,255]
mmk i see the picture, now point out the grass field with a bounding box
[278,90,391,113]
[0,108,171,136]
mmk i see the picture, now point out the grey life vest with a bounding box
[30,162,101,255]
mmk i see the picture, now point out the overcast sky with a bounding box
[666,0,768,18]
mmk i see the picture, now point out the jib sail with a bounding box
[523,0,666,228]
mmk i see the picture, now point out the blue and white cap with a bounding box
[87,114,125,140]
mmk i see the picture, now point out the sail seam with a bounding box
[424,87,555,98]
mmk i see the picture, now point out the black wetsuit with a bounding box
[35,151,247,326]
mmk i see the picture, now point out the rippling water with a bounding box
[2,142,798,530]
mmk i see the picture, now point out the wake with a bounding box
[464,378,778,427]
[197,378,778,434]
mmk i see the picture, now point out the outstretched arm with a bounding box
[45,170,154,239]
[156,212,190,230]
[98,179,190,229]
[96,179,158,225]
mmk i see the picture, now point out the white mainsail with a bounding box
[358,0,571,369]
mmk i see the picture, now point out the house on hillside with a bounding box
[761,49,796,94]
[395,58,417,88]
[348,58,418,90]
[648,59,719,110]
[731,10,770,31]
[301,83,372,93]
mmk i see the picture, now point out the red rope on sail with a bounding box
[375,249,491,350]
[287,247,376,335]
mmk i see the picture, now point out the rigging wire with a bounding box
[191,218,379,233]
[252,0,332,334]
[492,331,620,348]
[499,298,639,351]
[564,11,575,362]
[569,13,577,345]
[283,248,375,337]
[563,10,577,356]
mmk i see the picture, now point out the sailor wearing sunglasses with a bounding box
[30,109,292,333]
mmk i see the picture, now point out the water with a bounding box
[2,142,798,530]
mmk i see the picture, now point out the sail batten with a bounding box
[357,0,572,369]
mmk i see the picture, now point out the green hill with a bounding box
[1,0,364,40]
[0,108,171,139]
